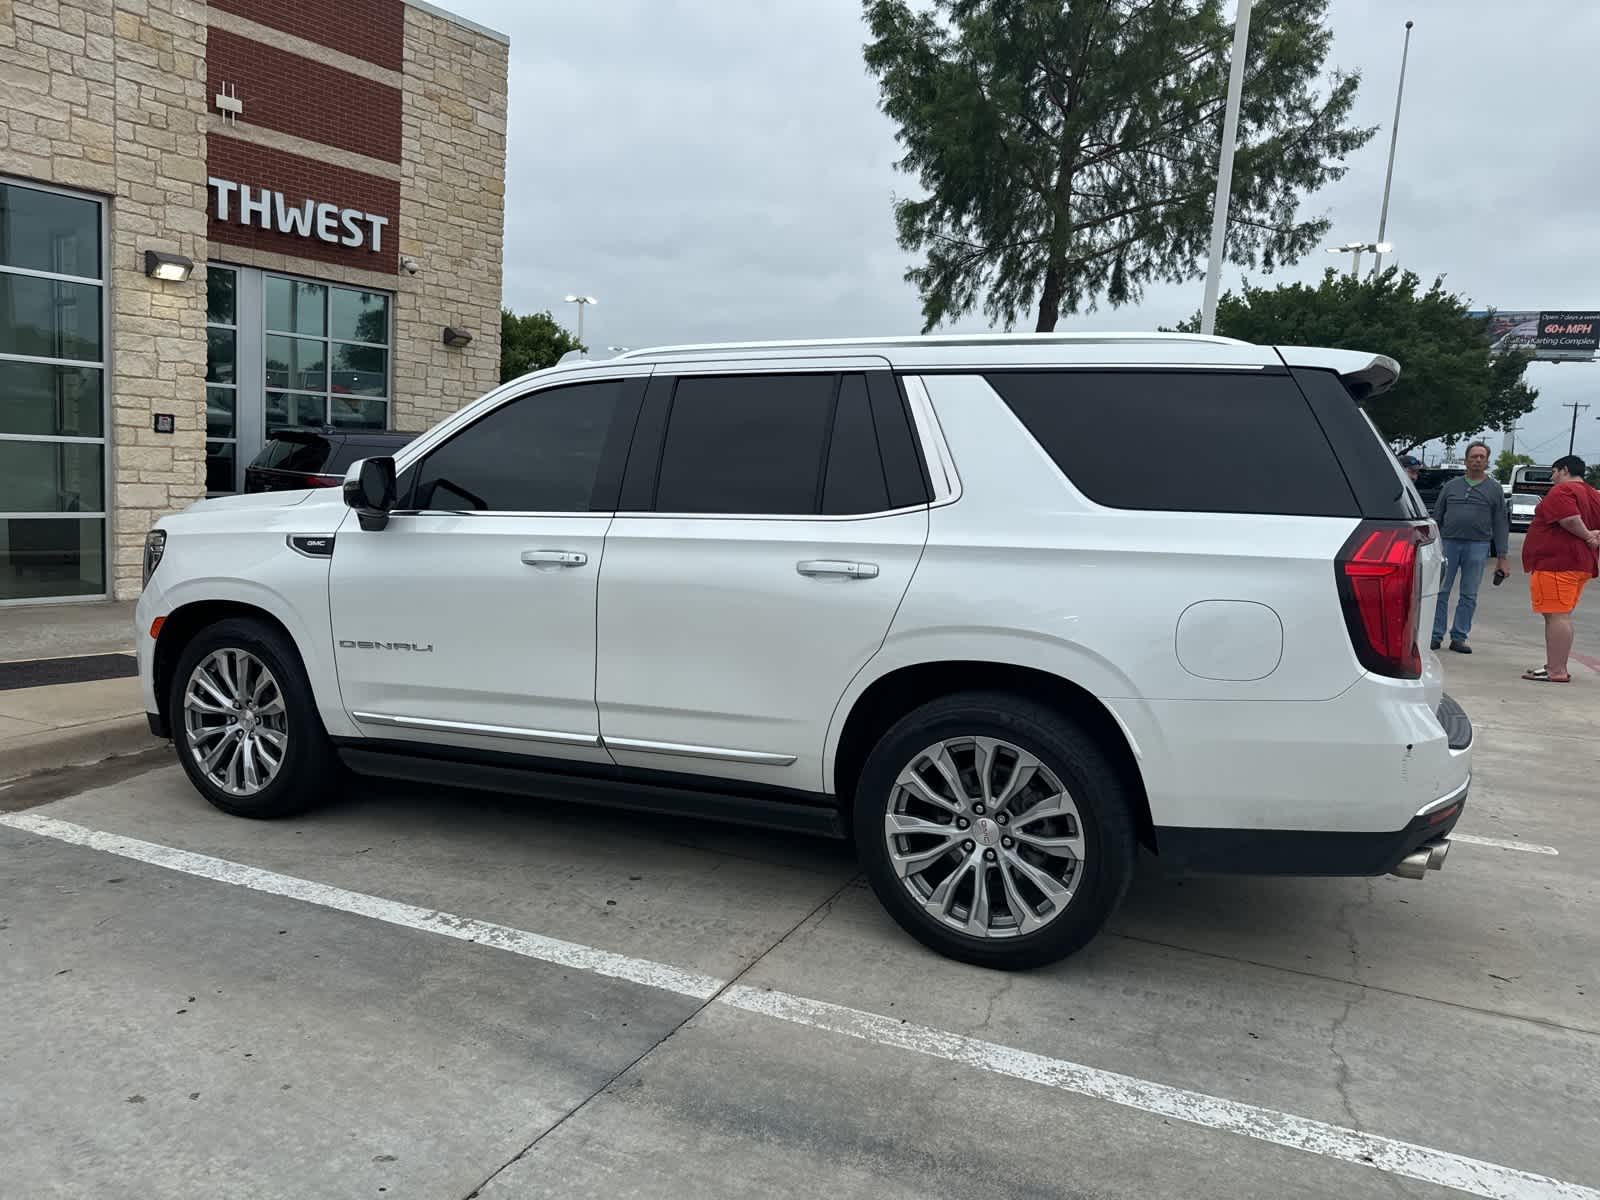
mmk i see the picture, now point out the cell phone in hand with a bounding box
[1493,569,1508,586]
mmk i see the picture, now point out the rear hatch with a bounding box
[1276,348,1438,685]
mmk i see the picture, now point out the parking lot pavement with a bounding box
[2,579,1597,1199]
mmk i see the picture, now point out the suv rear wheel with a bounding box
[169,618,339,819]
[854,692,1135,969]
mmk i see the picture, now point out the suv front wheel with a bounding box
[169,617,339,819]
[855,692,1136,970]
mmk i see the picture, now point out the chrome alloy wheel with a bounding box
[883,737,1085,939]
[182,649,288,796]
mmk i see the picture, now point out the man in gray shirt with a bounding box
[1430,440,1510,653]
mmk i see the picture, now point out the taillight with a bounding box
[307,474,343,487]
[1336,522,1423,679]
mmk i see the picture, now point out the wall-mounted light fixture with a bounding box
[143,250,194,281]
[442,326,473,348]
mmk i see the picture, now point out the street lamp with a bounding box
[606,345,631,354]
[1325,241,1392,276]
[563,294,597,341]
[1199,0,1252,335]
[1372,20,1414,275]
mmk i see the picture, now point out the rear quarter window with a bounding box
[1290,367,1417,520]
[987,370,1361,517]
[275,437,335,474]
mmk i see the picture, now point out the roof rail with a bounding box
[607,331,1248,361]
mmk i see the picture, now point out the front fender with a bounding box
[145,552,353,739]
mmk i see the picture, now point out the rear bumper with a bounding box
[1154,777,1468,876]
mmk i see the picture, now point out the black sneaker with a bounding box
[1430,638,1442,650]
[1449,641,1472,654]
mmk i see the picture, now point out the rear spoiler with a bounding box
[1274,347,1401,399]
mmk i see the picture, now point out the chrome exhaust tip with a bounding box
[1425,839,1450,870]
[1390,849,1430,880]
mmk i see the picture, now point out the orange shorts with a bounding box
[1529,570,1590,614]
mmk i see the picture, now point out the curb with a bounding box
[0,715,167,787]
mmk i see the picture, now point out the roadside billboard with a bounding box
[1471,310,1599,360]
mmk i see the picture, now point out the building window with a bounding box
[0,178,107,603]
[264,274,390,434]
[206,266,238,494]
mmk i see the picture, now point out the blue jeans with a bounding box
[1433,539,1491,644]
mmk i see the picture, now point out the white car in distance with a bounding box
[137,333,1470,969]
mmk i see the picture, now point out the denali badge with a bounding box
[339,640,434,652]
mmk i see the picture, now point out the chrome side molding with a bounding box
[351,713,795,766]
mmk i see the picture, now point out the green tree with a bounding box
[1495,450,1533,484]
[1177,269,1538,453]
[1588,463,1600,489]
[862,0,1373,332]
[500,308,583,382]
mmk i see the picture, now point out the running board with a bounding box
[335,745,844,838]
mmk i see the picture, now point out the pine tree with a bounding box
[863,0,1374,331]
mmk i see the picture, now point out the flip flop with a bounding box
[1522,667,1571,683]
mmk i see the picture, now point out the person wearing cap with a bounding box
[1399,454,1421,483]
[1521,454,1600,683]
[1430,441,1510,654]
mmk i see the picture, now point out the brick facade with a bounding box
[206,136,402,273]
[1,0,506,602]
[207,28,403,162]
[207,0,404,70]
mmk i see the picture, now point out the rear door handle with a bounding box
[796,559,878,579]
[521,549,588,568]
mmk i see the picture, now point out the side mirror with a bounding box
[343,456,397,531]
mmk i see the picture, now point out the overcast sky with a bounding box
[449,0,1600,465]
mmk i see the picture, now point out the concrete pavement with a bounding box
[0,601,159,784]
[0,557,1595,1199]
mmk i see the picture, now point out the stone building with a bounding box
[1,0,508,603]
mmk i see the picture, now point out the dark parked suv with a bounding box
[244,429,418,493]
[1413,466,1465,510]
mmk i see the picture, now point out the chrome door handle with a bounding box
[520,549,588,567]
[796,559,878,579]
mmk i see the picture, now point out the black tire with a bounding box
[168,617,339,819]
[854,691,1136,970]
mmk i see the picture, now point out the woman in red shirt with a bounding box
[1521,455,1600,682]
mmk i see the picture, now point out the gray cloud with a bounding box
[450,0,1600,461]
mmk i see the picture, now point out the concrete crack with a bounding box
[977,972,1017,1034]
[1326,989,1364,1129]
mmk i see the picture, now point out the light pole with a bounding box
[1325,240,1391,276]
[1372,20,1414,276]
[1199,0,1252,336]
[564,294,597,342]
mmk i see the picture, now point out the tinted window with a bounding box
[823,374,891,514]
[870,374,932,508]
[1290,368,1416,519]
[326,436,412,475]
[411,380,622,512]
[276,436,335,474]
[989,371,1360,517]
[0,182,100,277]
[654,374,834,514]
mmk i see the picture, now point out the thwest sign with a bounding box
[208,177,390,253]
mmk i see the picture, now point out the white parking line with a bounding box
[4,810,1596,1200]
[1452,832,1560,856]
[0,812,722,1001]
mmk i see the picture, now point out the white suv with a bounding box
[137,334,1471,969]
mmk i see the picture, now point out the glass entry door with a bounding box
[205,264,392,494]
[1,178,107,603]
